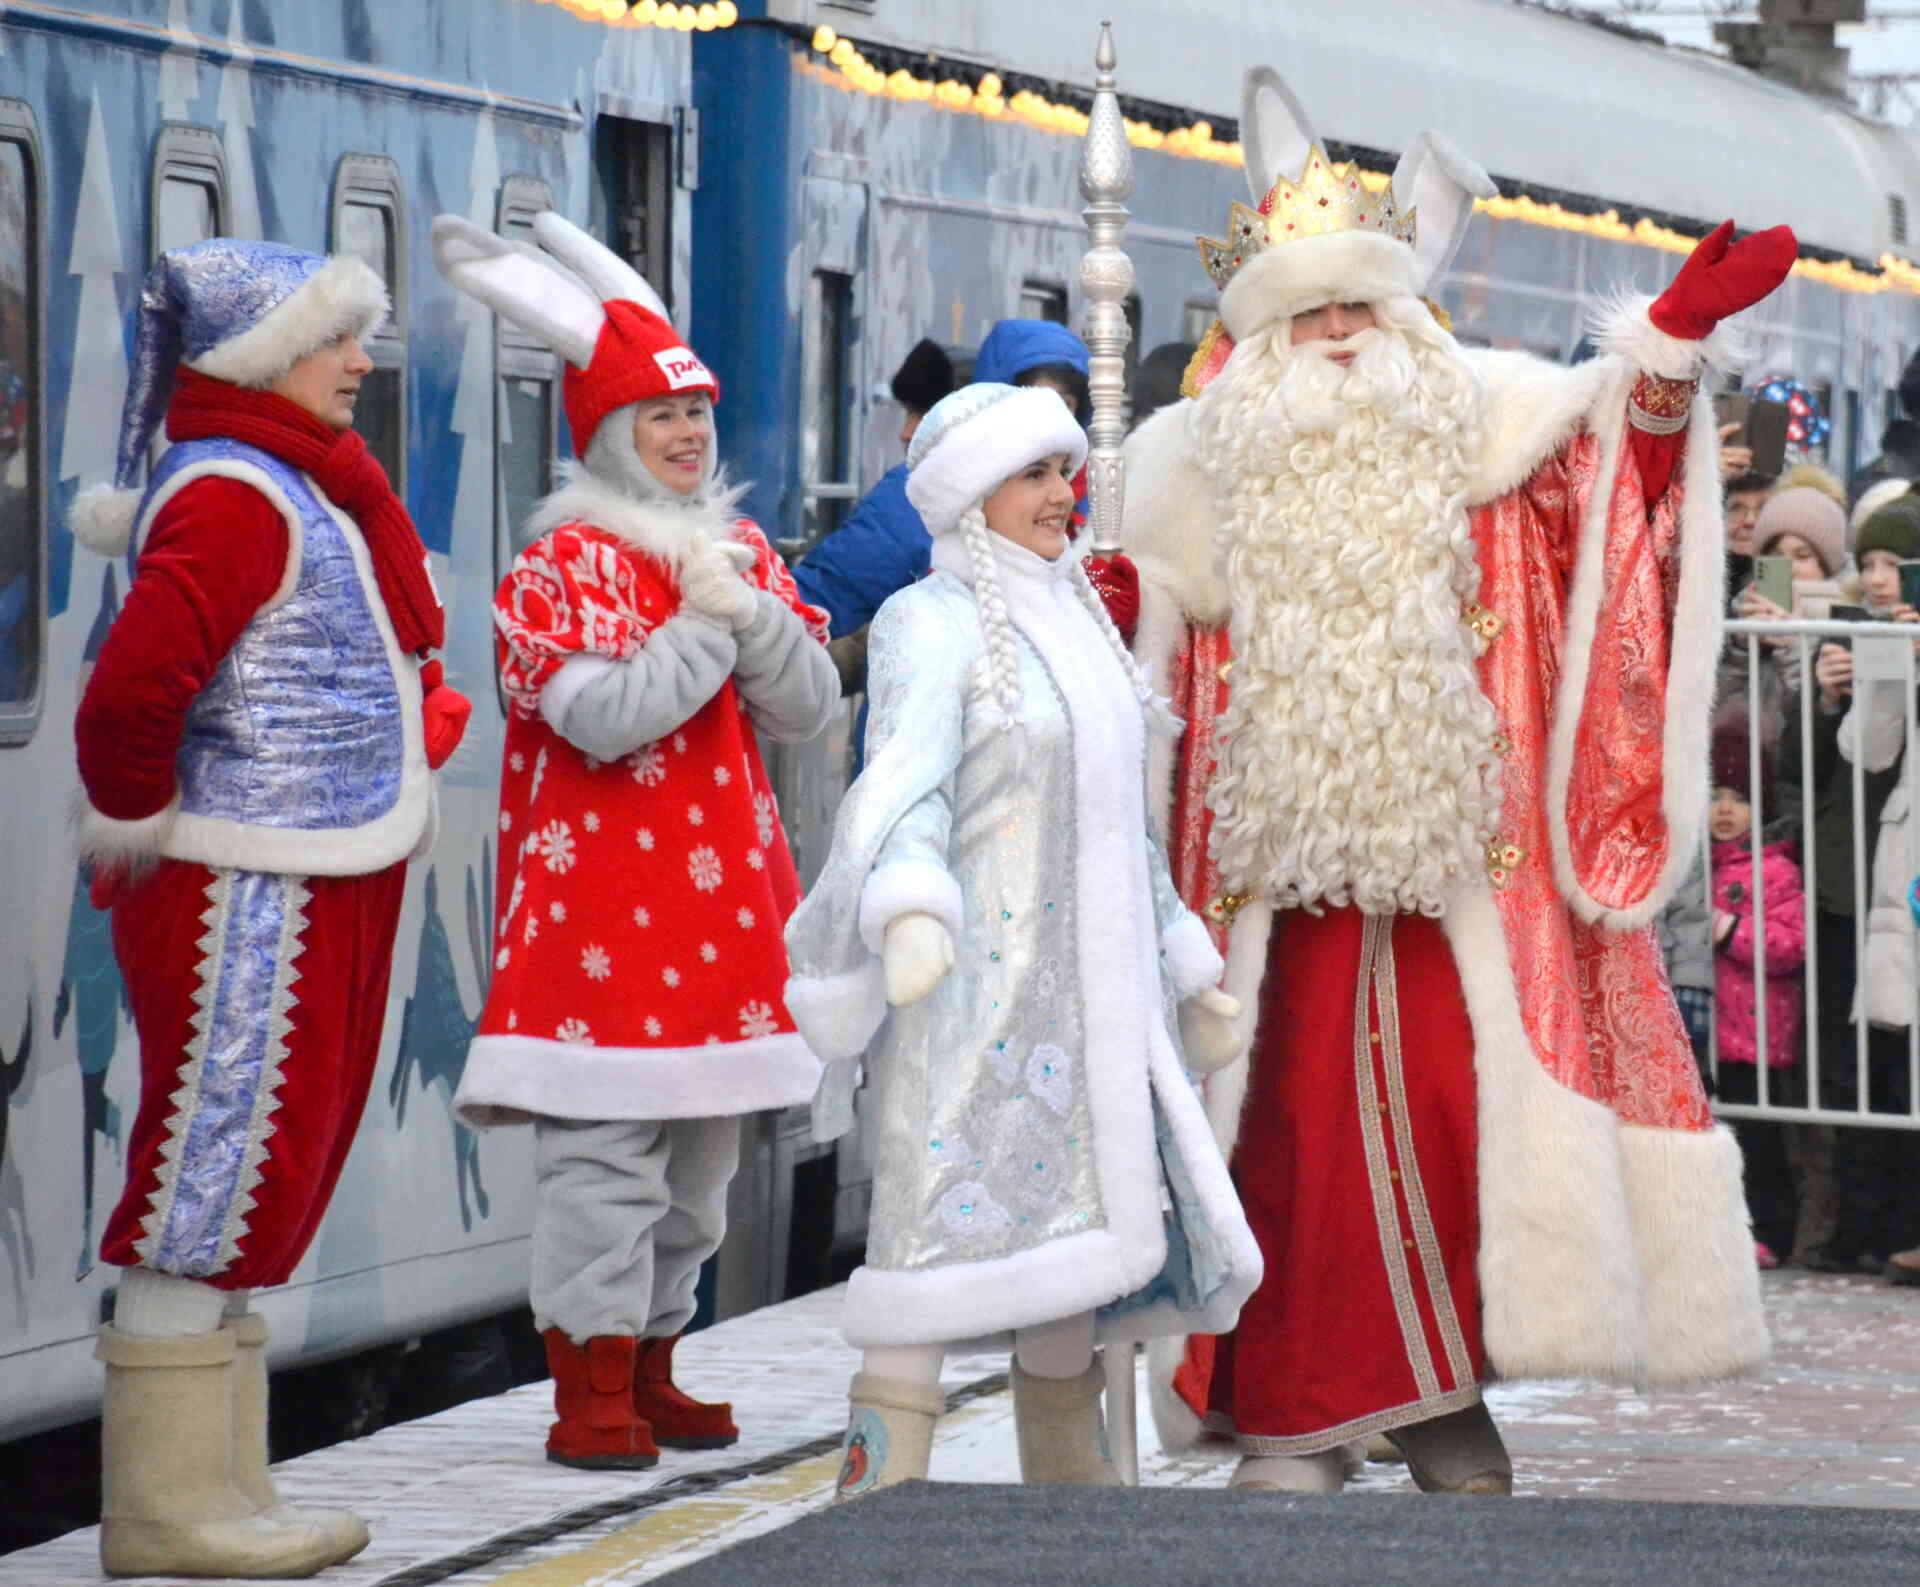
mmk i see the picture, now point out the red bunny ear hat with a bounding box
[430,209,716,453]
[563,297,719,453]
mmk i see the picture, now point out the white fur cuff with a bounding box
[1161,913,1224,999]
[1589,293,1744,382]
[857,860,963,954]
[783,961,889,1063]
[74,792,181,872]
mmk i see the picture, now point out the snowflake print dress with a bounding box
[458,514,829,1126]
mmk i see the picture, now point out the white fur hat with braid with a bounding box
[905,383,1087,534]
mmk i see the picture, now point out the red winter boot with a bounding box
[632,1335,739,1449]
[543,1331,659,1470]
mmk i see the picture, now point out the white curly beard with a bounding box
[1191,301,1504,917]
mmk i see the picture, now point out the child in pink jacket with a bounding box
[1708,707,1807,1266]
[1710,707,1807,1075]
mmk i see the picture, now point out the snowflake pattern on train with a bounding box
[474,519,826,1055]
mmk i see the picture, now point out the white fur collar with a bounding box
[526,462,748,572]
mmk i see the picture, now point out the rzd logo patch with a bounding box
[654,348,712,391]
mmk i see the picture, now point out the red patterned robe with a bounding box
[457,492,830,1128]
[1117,304,1767,1454]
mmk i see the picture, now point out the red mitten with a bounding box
[419,658,471,770]
[1649,220,1798,340]
[1084,552,1141,647]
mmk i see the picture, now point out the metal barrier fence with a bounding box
[1705,617,1919,1130]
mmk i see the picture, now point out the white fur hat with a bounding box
[904,383,1087,536]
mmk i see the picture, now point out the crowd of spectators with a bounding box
[1661,372,1920,1281]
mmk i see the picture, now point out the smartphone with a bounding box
[1712,393,1789,477]
[1753,555,1794,612]
[1901,560,1920,612]
[1743,397,1790,477]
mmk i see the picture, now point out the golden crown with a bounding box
[1197,145,1417,292]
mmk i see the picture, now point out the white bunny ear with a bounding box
[531,211,671,323]
[1391,130,1498,295]
[1241,66,1318,203]
[431,214,603,366]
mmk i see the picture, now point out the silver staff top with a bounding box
[1078,21,1135,557]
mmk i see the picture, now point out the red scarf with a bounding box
[166,367,445,656]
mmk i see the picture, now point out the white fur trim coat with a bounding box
[1120,301,1767,1449]
[783,535,1262,1350]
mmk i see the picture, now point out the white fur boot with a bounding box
[1011,1358,1121,1485]
[228,1313,371,1566]
[97,1326,339,1578]
[835,1372,946,1499]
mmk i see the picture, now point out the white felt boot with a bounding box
[97,1326,339,1578]
[228,1313,371,1565]
[835,1372,946,1498]
[1012,1358,1121,1485]
[1230,1448,1350,1493]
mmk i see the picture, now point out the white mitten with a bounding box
[1178,985,1244,1075]
[883,912,954,1007]
[680,547,757,631]
[712,539,756,574]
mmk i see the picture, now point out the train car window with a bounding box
[1183,299,1217,344]
[0,102,43,747]
[331,156,407,493]
[149,124,228,257]
[594,118,673,317]
[495,177,559,578]
[1020,281,1068,325]
[800,269,856,550]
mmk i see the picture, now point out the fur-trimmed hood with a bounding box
[526,461,752,573]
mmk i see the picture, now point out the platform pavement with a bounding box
[3,1269,1917,1586]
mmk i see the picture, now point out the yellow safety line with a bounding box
[480,1451,845,1587]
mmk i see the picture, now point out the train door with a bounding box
[593,116,673,318]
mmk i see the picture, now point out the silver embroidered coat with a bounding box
[784,535,1261,1349]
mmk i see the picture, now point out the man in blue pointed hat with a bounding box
[71,238,469,1578]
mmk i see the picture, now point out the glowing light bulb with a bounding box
[696,3,717,27]
[812,24,836,50]
[830,38,854,65]
[715,1,736,23]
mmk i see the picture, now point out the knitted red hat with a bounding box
[563,298,719,451]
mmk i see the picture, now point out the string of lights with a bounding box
[524,0,739,31]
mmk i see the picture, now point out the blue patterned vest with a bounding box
[135,438,426,874]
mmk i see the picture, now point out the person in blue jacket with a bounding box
[794,320,1089,641]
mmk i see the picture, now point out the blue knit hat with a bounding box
[71,239,388,555]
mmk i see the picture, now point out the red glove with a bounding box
[419,658,471,770]
[1084,552,1141,648]
[1649,220,1797,341]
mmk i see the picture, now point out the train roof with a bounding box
[772,0,1920,262]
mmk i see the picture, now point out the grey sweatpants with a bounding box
[530,1114,741,1343]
